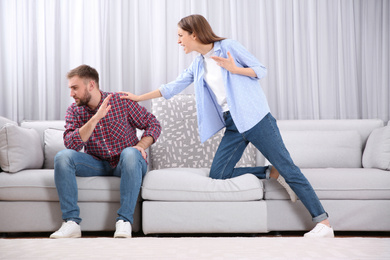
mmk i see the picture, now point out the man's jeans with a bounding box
[209,112,328,223]
[54,147,147,224]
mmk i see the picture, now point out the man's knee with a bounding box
[121,147,142,160]
[119,147,145,173]
[54,149,77,167]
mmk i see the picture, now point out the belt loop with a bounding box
[223,111,230,120]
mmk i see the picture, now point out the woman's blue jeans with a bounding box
[209,112,328,222]
[54,147,147,224]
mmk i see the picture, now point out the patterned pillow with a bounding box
[150,94,256,170]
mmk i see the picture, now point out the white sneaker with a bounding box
[304,223,335,238]
[50,221,81,239]
[276,175,298,202]
[114,220,132,238]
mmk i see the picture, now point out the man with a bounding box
[50,65,161,238]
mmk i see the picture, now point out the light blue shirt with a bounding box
[159,39,270,143]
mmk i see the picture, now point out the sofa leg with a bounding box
[0,233,7,238]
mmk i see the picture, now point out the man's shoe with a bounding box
[114,220,132,238]
[50,221,81,239]
[304,223,335,238]
[276,175,298,202]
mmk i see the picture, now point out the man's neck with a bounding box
[87,91,102,110]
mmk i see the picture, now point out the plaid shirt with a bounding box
[64,91,161,168]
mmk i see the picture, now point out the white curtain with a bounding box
[0,0,389,123]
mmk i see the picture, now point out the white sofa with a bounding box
[1,94,390,235]
[0,118,142,233]
[142,95,390,234]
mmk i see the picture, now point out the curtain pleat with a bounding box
[0,0,388,123]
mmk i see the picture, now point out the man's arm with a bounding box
[132,136,154,160]
[123,99,161,160]
[79,95,112,142]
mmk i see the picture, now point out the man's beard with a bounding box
[76,91,92,107]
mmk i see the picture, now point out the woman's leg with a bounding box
[244,113,328,223]
[209,112,269,180]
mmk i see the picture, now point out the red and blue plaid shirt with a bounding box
[64,91,161,168]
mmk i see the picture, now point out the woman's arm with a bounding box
[119,89,162,102]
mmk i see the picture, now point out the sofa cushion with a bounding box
[150,95,256,170]
[0,116,17,128]
[0,117,17,172]
[273,130,362,168]
[44,129,66,169]
[264,168,390,200]
[0,169,121,202]
[362,125,390,170]
[142,168,264,201]
[0,124,44,173]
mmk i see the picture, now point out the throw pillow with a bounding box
[0,123,44,173]
[0,116,17,128]
[150,95,256,170]
[44,128,66,169]
[362,125,390,170]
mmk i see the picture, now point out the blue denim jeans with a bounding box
[54,147,147,224]
[209,112,328,222]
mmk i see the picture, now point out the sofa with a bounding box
[1,94,390,235]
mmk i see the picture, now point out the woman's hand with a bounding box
[119,91,141,102]
[212,51,257,78]
[211,51,237,73]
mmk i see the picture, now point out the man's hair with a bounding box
[67,65,99,89]
[178,14,225,44]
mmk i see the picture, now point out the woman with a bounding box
[121,14,334,238]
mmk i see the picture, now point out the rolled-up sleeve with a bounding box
[224,40,267,80]
[63,107,86,151]
[159,62,195,99]
[126,100,161,143]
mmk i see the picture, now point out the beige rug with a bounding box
[1,237,389,259]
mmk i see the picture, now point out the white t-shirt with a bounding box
[203,48,229,112]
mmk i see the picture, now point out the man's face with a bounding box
[69,76,92,107]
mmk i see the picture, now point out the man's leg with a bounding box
[51,149,112,238]
[113,147,147,238]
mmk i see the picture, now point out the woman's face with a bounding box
[177,27,197,54]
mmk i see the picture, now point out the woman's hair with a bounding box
[67,64,99,89]
[178,14,225,44]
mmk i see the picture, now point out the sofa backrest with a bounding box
[21,120,65,147]
[18,120,146,170]
[257,119,384,168]
[150,95,256,170]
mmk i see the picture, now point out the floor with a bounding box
[2,231,390,239]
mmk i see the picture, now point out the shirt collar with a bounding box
[85,90,105,114]
[213,41,222,55]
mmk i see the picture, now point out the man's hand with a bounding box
[119,92,141,102]
[133,136,154,160]
[94,94,112,120]
[132,145,147,160]
[79,94,111,142]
